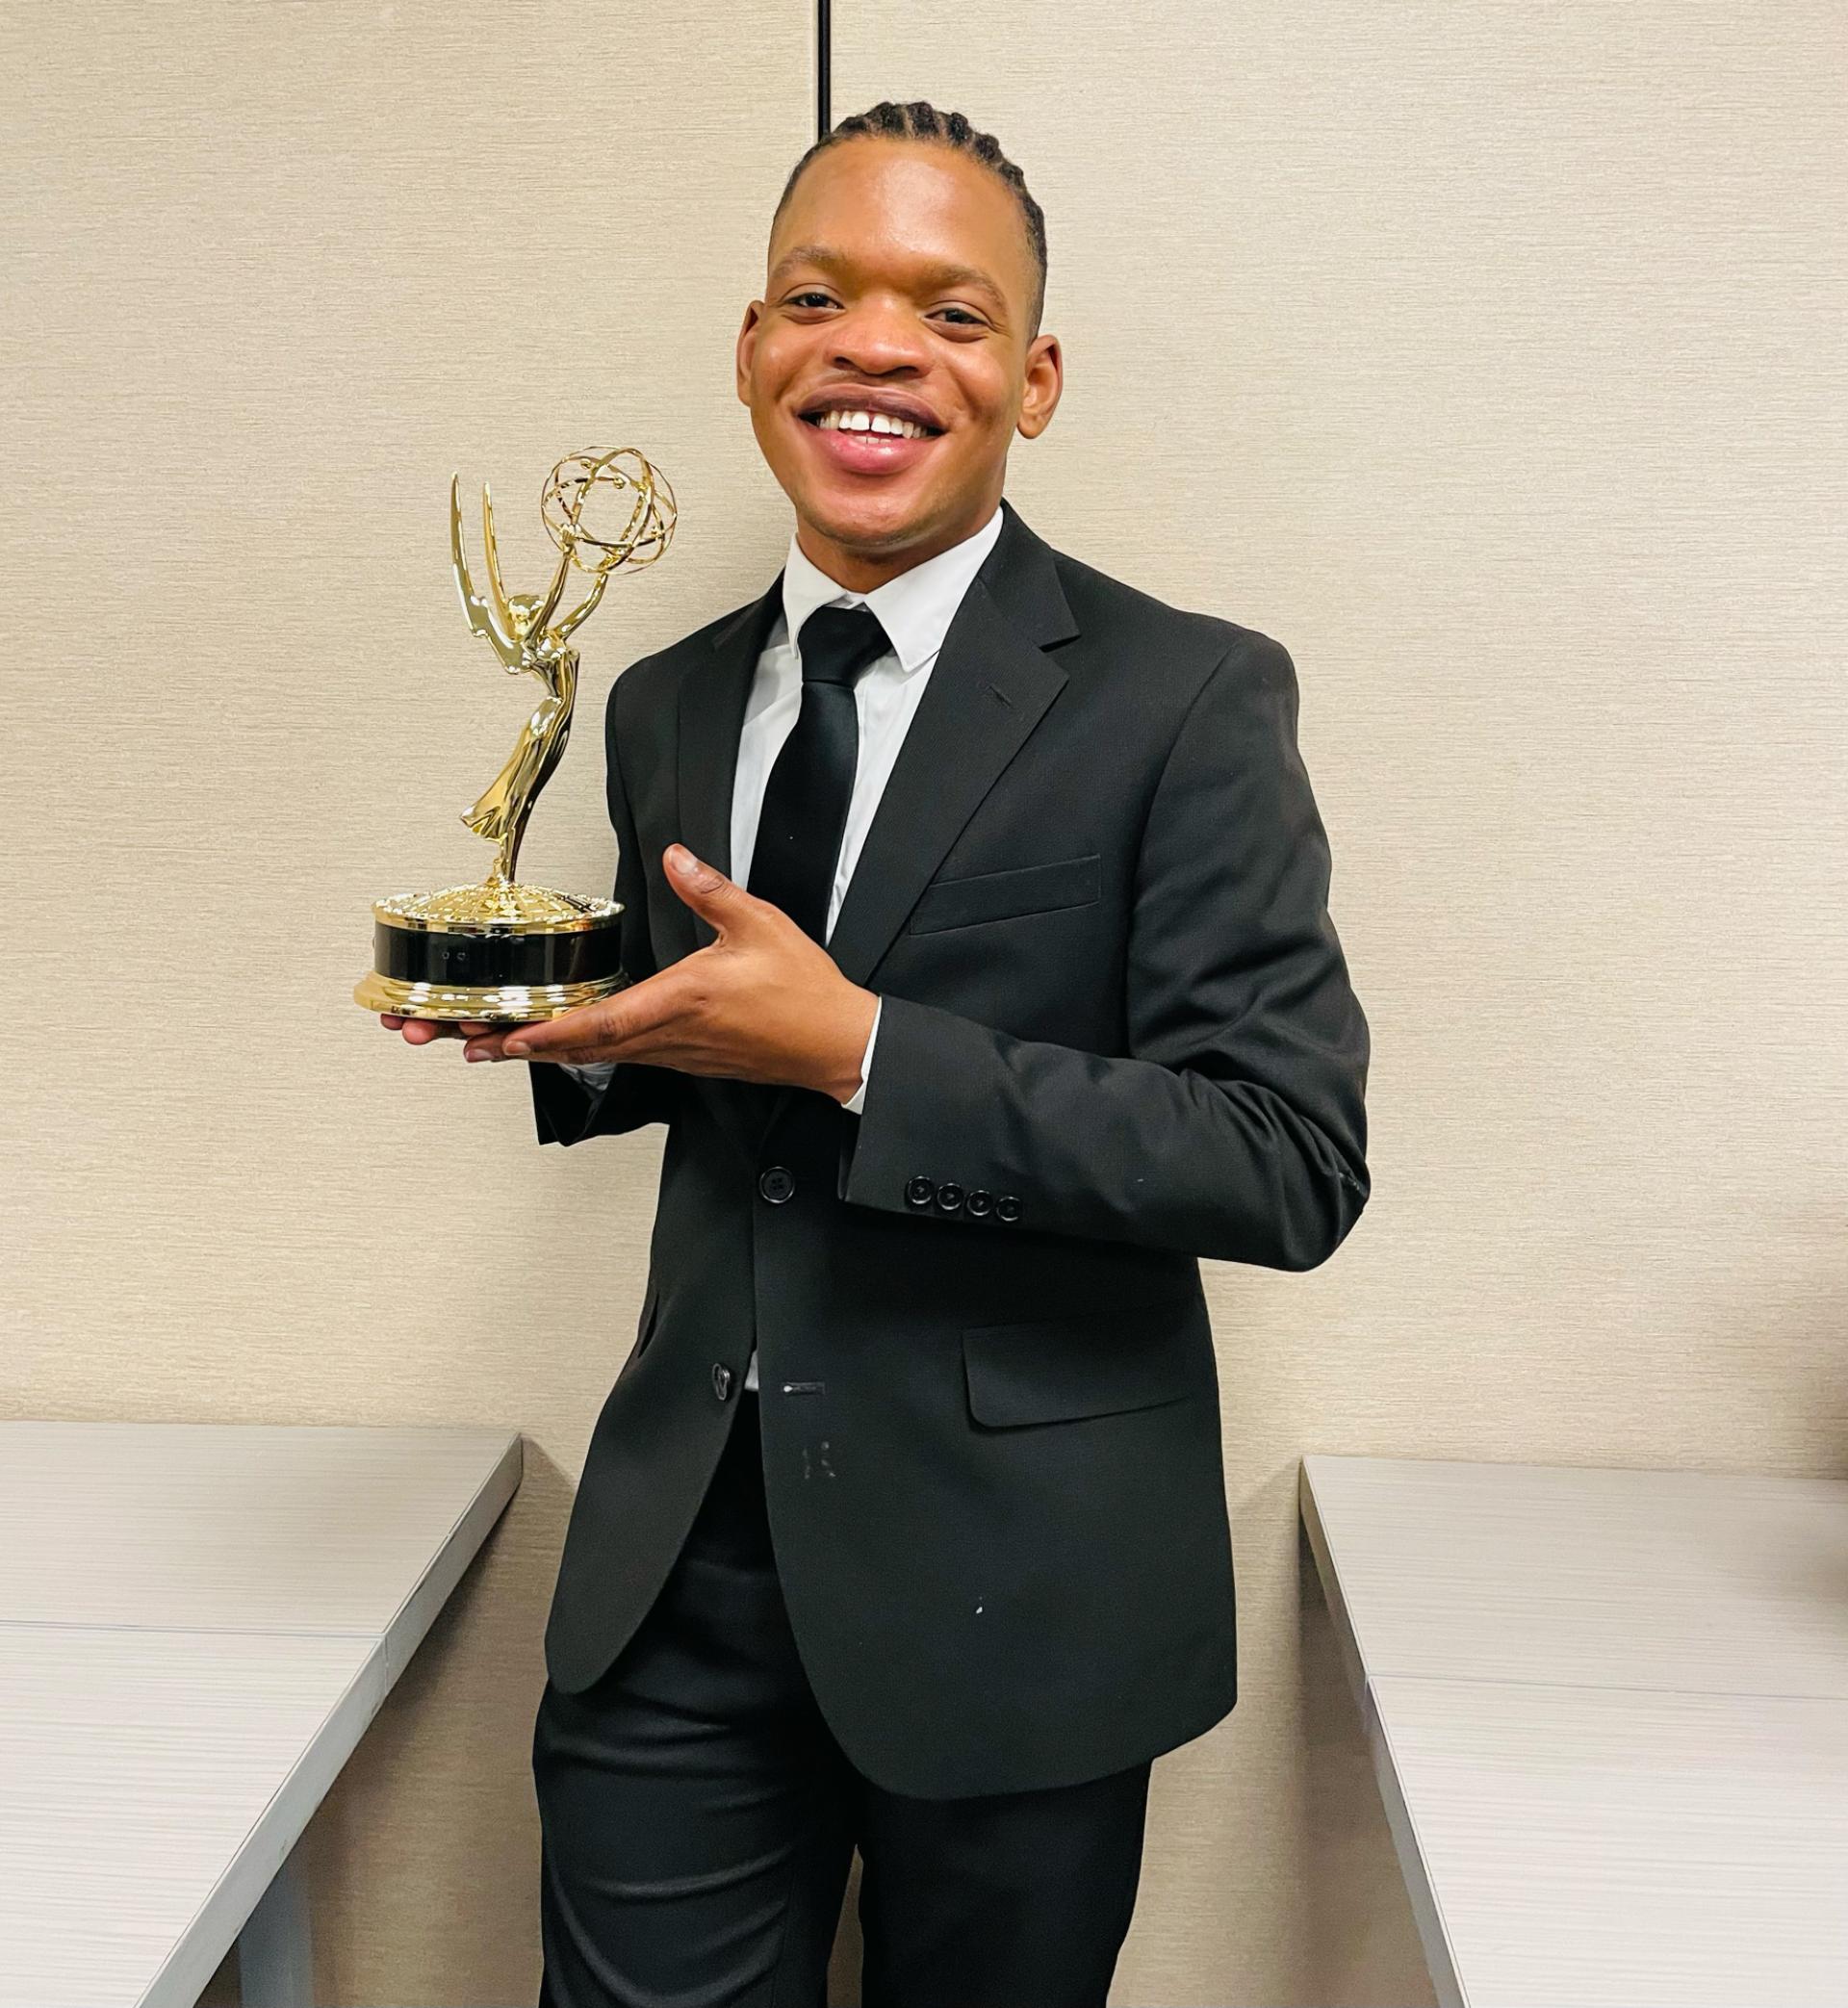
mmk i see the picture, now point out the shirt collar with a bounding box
[778,502,1005,676]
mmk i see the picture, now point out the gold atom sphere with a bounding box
[542,448,678,578]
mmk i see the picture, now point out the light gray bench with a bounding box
[0,1421,522,2008]
[1301,1454,1848,2008]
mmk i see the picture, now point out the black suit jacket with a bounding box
[528,496,1370,1798]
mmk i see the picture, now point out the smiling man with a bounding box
[382,98,1370,2008]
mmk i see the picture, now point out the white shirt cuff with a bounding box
[561,1061,618,1088]
[842,995,881,1116]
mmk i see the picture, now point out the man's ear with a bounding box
[1018,332,1063,440]
[736,300,764,405]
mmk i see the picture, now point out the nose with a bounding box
[828,294,931,376]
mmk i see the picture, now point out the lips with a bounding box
[796,388,945,431]
[801,410,937,441]
[795,406,943,476]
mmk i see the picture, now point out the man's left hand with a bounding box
[466,843,878,1107]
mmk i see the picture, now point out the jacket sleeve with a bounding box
[530,667,682,1147]
[835,631,1370,1270]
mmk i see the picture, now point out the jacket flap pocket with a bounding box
[909,851,1101,935]
[962,1288,1210,1428]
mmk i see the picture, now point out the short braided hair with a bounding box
[771,100,1048,340]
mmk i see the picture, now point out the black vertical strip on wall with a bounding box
[816,0,832,139]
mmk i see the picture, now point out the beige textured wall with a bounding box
[4,5,812,2003]
[5,3,1845,2005]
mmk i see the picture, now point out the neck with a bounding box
[794,493,1000,595]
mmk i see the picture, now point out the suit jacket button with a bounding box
[935,1181,964,1212]
[965,1189,994,1218]
[905,1175,936,1207]
[758,1166,796,1204]
[711,1361,734,1402]
[995,1194,1023,1223]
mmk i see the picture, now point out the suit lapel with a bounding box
[674,566,783,945]
[670,497,1081,1148]
[820,515,1076,991]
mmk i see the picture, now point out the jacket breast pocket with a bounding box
[962,1287,1211,1429]
[908,851,1101,935]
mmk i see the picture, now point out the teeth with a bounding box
[814,408,931,439]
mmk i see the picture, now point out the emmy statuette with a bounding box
[354,448,676,1022]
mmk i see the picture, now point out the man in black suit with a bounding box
[383,97,1369,2008]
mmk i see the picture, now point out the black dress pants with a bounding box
[531,1387,1152,2007]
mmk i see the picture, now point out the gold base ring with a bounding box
[354,970,625,1022]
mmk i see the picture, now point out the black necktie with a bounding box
[746,602,891,943]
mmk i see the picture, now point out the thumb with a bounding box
[665,843,749,920]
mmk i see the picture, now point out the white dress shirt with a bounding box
[560,502,1006,1392]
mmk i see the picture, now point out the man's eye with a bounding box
[936,307,985,327]
[788,291,834,308]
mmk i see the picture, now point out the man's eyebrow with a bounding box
[766,243,840,289]
[916,261,1010,310]
[766,243,1009,311]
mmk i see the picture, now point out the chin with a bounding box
[803,487,937,549]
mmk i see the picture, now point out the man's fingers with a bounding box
[372,1005,602,1062]
[500,974,680,1061]
[378,1014,498,1047]
[505,996,614,1057]
[380,1014,440,1038]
